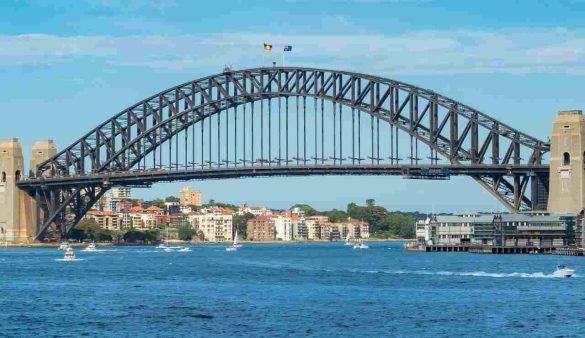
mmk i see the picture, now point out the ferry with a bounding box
[63,247,76,261]
[553,265,575,278]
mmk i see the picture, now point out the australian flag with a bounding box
[284,45,292,52]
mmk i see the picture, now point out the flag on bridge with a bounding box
[284,45,292,52]
[263,43,273,51]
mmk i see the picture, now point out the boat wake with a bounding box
[366,269,579,279]
[55,258,84,262]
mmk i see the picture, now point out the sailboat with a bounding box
[226,229,241,252]
[345,233,355,246]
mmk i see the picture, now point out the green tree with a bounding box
[366,198,376,207]
[326,209,348,223]
[293,204,317,216]
[178,226,195,242]
[233,212,254,238]
[197,230,206,241]
[165,196,179,202]
[144,198,165,209]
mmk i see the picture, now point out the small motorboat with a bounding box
[83,243,97,252]
[353,239,369,250]
[63,247,76,261]
[178,246,191,252]
[58,242,70,250]
[163,247,174,252]
[553,265,575,278]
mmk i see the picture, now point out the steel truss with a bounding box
[18,67,550,240]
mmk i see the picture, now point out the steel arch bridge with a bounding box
[17,66,550,240]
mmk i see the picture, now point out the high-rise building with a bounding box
[273,215,293,241]
[111,187,132,199]
[180,187,202,206]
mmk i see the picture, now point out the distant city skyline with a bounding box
[2,0,584,212]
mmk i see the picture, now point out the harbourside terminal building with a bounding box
[413,212,584,254]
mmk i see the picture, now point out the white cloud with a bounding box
[0,29,584,75]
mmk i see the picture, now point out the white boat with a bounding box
[553,265,575,278]
[155,243,168,249]
[233,230,243,248]
[353,239,369,250]
[83,243,97,252]
[178,246,191,252]
[226,230,241,252]
[163,247,174,252]
[58,242,70,250]
[63,247,76,261]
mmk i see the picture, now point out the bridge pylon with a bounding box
[0,139,24,243]
[548,110,585,213]
[0,139,59,243]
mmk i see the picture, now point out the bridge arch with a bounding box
[22,67,550,240]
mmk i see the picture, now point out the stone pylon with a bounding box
[19,140,58,242]
[547,110,585,213]
[0,139,24,243]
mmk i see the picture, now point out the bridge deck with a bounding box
[18,164,549,189]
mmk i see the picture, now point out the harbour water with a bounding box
[1,242,584,337]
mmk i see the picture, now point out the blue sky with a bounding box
[1,0,584,212]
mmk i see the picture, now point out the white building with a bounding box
[273,215,293,241]
[188,211,233,242]
[111,187,132,199]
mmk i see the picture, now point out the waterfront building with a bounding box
[188,210,233,242]
[319,222,341,241]
[415,212,576,249]
[292,216,308,240]
[494,213,574,248]
[305,218,321,240]
[85,210,120,230]
[340,219,369,239]
[429,213,492,245]
[179,187,202,206]
[246,216,276,241]
[273,215,293,241]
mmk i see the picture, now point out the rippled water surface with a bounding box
[1,242,584,337]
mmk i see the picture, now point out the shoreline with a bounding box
[0,238,411,248]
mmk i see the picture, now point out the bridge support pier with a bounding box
[0,139,24,243]
[0,139,58,243]
[548,110,585,213]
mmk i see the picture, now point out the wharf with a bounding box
[406,244,560,255]
[553,246,585,256]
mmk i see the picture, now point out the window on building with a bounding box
[1,171,5,183]
[563,152,571,165]
[15,170,21,181]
